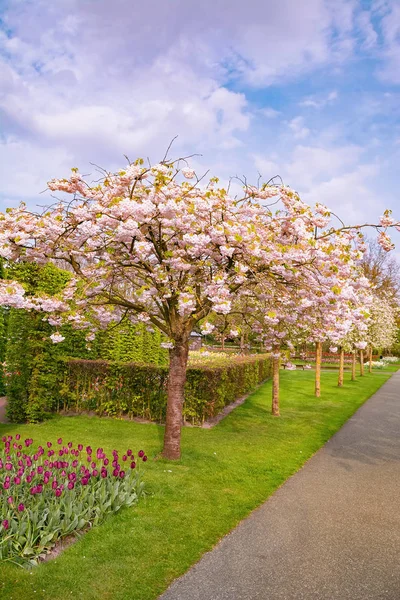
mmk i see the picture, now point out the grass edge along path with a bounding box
[0,368,397,600]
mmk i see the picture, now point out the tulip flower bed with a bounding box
[0,435,146,566]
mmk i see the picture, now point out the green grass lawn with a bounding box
[293,361,400,372]
[0,369,396,600]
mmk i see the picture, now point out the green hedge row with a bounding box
[36,354,271,425]
[3,262,168,422]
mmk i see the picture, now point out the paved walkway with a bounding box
[161,371,400,600]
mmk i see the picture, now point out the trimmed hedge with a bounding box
[3,263,168,422]
[38,354,271,425]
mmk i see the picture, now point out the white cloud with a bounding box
[253,142,380,222]
[0,0,398,233]
[356,10,378,49]
[300,90,338,109]
[287,117,310,140]
[258,107,281,119]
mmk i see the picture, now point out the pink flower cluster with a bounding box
[0,434,147,506]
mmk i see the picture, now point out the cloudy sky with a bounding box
[1,0,400,233]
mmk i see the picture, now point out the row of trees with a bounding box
[0,155,398,459]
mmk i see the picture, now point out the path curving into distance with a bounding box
[160,371,400,600]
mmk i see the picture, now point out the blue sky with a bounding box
[1,0,400,241]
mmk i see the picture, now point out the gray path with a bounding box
[161,371,400,600]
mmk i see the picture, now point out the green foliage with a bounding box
[0,370,394,600]
[0,308,8,395]
[46,354,271,424]
[3,263,167,423]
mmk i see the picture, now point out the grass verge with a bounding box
[0,369,396,600]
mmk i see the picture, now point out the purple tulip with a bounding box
[52,480,58,490]
[138,450,144,458]
[57,438,63,445]
[67,481,75,490]
[2,520,9,530]
[122,455,127,462]
[103,458,109,466]
[68,442,73,448]
[78,444,83,452]
[101,469,107,478]
[7,496,13,504]
[15,434,20,441]
[55,488,62,497]
[3,481,10,489]
[47,441,52,448]
[13,476,21,485]
[127,449,132,457]
[130,461,136,469]
[119,471,125,479]
[72,460,78,468]
[37,466,43,474]
[36,484,43,493]
[112,468,119,477]
[5,463,12,471]
[92,469,98,477]
[81,477,89,486]
[18,503,24,512]
[142,456,148,462]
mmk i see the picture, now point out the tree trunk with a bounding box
[221,336,225,351]
[315,341,322,397]
[240,334,244,354]
[162,340,189,460]
[369,345,373,374]
[351,351,356,381]
[272,350,280,416]
[359,349,364,376]
[338,346,344,387]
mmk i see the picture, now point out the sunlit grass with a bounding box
[0,368,395,600]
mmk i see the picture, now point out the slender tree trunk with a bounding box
[359,349,364,376]
[369,345,373,374]
[221,336,225,351]
[351,351,356,381]
[315,341,322,397]
[162,340,189,460]
[272,349,280,416]
[240,334,244,354]
[338,346,344,387]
